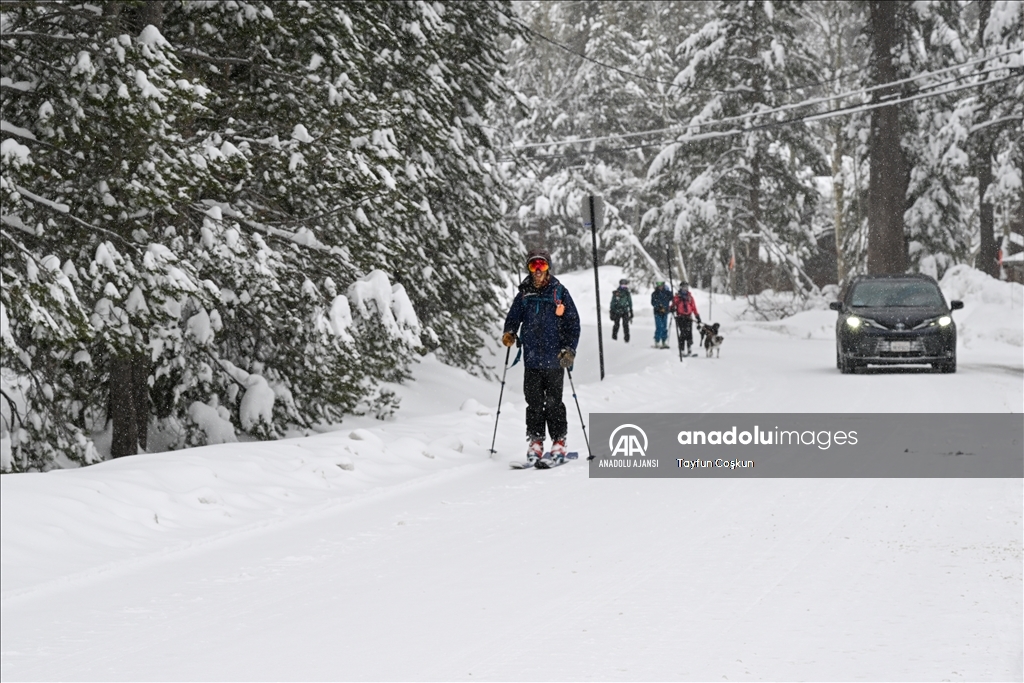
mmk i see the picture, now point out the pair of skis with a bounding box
[509,452,579,470]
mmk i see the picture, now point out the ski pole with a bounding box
[488,345,512,455]
[565,367,593,460]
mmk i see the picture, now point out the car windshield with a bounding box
[849,281,945,308]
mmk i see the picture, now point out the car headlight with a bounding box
[938,315,952,327]
[846,316,862,329]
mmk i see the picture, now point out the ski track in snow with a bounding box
[2,266,1022,680]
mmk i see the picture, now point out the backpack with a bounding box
[610,288,630,315]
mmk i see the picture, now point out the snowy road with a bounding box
[3,465,1020,681]
[2,267,1022,680]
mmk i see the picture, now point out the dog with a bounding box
[698,321,724,358]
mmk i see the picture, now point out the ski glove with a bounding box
[558,348,575,369]
[502,331,516,347]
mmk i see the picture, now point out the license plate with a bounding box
[890,341,912,352]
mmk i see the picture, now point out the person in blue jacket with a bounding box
[502,249,581,463]
[651,280,673,348]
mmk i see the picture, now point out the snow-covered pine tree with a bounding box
[2,1,522,470]
[905,0,1023,278]
[898,0,977,279]
[157,1,419,439]
[162,0,522,395]
[351,0,524,369]
[1,1,229,467]
[802,1,871,289]
[645,0,825,295]
[499,1,701,277]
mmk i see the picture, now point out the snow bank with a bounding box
[1,419,489,599]
[940,264,1024,348]
[726,266,1022,347]
[751,309,838,340]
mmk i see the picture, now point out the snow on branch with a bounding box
[347,270,421,346]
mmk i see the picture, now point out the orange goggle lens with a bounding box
[528,259,549,273]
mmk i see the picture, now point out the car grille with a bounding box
[875,339,924,353]
[857,337,944,356]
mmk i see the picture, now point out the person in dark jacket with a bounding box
[650,281,673,348]
[609,278,633,342]
[502,249,581,463]
[670,282,701,356]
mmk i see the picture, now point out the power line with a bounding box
[521,18,1023,111]
[505,49,1022,152]
[497,72,1023,161]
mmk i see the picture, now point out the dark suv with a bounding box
[830,274,963,374]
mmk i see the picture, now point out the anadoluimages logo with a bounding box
[609,424,648,457]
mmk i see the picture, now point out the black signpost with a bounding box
[582,195,605,381]
[667,247,682,361]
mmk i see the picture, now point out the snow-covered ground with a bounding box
[2,266,1022,681]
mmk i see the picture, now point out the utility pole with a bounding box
[582,195,605,380]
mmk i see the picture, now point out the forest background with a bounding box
[1,0,1021,471]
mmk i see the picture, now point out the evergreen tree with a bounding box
[646,0,825,295]
[906,0,1023,278]
[1,1,521,471]
[1,2,226,466]
[498,1,702,276]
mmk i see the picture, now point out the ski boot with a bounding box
[526,438,544,466]
[549,438,568,464]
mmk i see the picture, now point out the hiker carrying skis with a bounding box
[609,278,633,343]
[651,281,673,348]
[671,282,701,356]
[501,249,581,465]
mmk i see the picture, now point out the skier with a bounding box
[609,278,633,342]
[671,281,701,356]
[501,249,581,465]
[651,280,673,348]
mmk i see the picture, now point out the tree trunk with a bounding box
[974,1,999,278]
[110,357,138,457]
[110,354,150,457]
[975,143,998,276]
[132,353,150,450]
[866,0,909,275]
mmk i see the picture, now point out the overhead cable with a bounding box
[506,50,1022,152]
[498,73,1022,160]
[518,22,1020,97]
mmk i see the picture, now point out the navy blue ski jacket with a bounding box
[503,276,580,370]
[651,285,673,315]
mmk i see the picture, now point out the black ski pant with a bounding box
[675,316,694,350]
[611,314,630,342]
[524,368,568,441]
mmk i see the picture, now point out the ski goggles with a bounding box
[527,258,549,273]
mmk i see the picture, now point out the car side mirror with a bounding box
[950,300,964,311]
[829,301,843,312]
